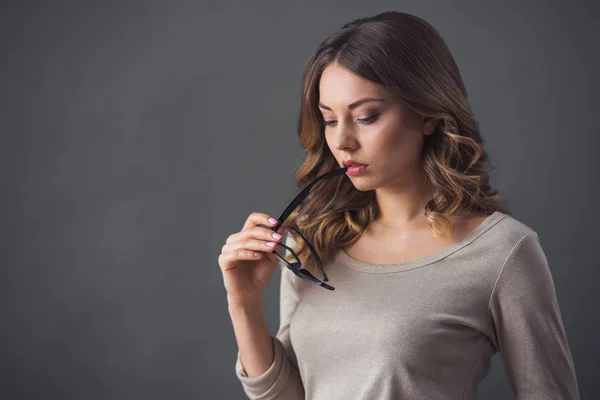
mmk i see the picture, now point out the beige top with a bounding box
[234,211,579,399]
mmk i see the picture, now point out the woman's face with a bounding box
[319,63,436,192]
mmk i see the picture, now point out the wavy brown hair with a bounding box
[282,11,510,275]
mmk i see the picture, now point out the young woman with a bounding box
[219,11,579,399]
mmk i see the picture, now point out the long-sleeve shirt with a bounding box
[234,211,580,399]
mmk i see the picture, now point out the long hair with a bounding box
[283,11,510,275]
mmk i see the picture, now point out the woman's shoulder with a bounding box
[457,211,547,294]
[475,211,543,264]
[490,211,538,239]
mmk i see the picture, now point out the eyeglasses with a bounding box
[258,166,349,291]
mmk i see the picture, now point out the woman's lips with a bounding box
[346,165,368,176]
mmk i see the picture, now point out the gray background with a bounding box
[1,0,598,399]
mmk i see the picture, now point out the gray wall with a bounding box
[1,0,598,399]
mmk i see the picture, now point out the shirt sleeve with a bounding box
[234,232,305,399]
[488,232,580,399]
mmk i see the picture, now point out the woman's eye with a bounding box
[322,114,379,127]
[358,114,379,124]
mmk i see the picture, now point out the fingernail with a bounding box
[272,232,282,240]
[268,217,278,225]
[266,242,276,247]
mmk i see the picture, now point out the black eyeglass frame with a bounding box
[259,166,349,291]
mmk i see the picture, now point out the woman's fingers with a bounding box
[241,212,279,232]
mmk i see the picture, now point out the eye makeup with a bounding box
[322,111,381,127]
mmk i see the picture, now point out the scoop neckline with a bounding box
[334,211,507,273]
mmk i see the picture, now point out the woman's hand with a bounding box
[218,212,287,308]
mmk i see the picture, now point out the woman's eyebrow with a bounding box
[318,97,386,111]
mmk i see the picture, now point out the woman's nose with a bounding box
[330,124,358,151]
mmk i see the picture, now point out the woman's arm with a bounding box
[233,233,305,399]
[489,232,580,399]
[229,299,275,377]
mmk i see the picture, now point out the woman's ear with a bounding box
[423,117,439,136]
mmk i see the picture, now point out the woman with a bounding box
[219,11,579,399]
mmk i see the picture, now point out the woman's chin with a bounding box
[348,178,377,192]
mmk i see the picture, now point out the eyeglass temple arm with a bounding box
[273,167,348,231]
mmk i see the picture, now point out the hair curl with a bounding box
[282,11,510,275]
